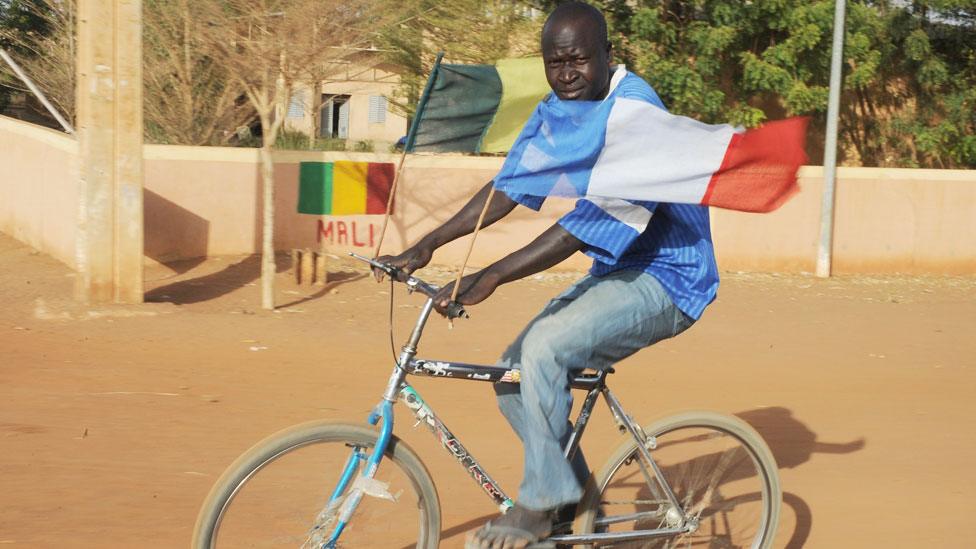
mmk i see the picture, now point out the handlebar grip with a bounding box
[445,301,468,320]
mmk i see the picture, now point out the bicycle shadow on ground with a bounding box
[424,513,496,548]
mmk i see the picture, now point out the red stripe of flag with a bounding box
[701,116,809,213]
[366,163,395,214]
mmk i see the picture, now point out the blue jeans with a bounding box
[493,270,694,510]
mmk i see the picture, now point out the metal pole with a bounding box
[816,0,847,278]
[0,48,75,134]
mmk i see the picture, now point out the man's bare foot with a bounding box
[464,504,555,549]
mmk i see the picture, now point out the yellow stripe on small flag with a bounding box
[331,161,369,214]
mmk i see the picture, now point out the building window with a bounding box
[287,92,305,118]
[368,95,387,124]
[321,94,351,138]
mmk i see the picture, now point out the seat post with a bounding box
[563,369,609,460]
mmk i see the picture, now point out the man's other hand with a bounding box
[372,244,434,282]
[433,270,499,316]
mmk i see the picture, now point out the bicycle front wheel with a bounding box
[193,421,440,548]
[574,411,780,548]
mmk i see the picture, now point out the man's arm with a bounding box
[374,181,518,279]
[433,223,584,313]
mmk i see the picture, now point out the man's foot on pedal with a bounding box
[465,504,556,549]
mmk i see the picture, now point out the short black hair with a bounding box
[542,2,608,46]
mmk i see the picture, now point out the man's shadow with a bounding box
[737,406,865,548]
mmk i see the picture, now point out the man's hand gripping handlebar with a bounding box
[349,252,469,320]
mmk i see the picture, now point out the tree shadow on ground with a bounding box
[276,271,367,309]
[145,253,290,305]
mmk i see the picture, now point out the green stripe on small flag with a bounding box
[298,162,333,215]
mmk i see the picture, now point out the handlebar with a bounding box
[348,253,468,320]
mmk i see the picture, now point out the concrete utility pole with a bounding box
[816,0,847,278]
[75,0,144,303]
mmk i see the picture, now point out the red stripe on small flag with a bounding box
[366,163,395,214]
[701,117,809,213]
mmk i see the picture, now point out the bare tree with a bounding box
[199,0,402,309]
[143,0,255,145]
[0,0,76,124]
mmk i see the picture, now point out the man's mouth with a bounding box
[558,88,584,99]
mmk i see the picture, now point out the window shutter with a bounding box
[287,92,305,118]
[368,95,387,124]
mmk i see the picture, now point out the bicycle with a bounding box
[192,253,781,548]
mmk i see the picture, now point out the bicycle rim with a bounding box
[194,422,440,549]
[578,412,780,548]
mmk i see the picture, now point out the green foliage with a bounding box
[264,128,349,151]
[588,0,975,167]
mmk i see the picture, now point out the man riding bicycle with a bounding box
[376,3,719,547]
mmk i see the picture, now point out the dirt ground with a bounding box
[1,230,974,548]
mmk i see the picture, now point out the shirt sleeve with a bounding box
[493,181,546,211]
[558,198,658,265]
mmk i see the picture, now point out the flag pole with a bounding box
[373,52,444,259]
[448,186,496,328]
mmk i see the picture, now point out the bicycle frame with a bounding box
[322,258,696,547]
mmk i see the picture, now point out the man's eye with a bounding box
[574,58,589,65]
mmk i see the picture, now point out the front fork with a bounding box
[321,399,396,548]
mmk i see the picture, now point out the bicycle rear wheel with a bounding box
[193,421,440,548]
[574,411,780,548]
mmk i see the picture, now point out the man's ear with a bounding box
[605,41,613,62]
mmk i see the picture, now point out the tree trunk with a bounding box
[310,82,322,149]
[259,139,276,310]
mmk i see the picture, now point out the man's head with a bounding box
[541,2,612,101]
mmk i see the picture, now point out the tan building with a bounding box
[284,57,407,150]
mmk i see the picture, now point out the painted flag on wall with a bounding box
[493,69,808,213]
[297,161,395,215]
[406,57,551,154]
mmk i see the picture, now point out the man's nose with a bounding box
[557,68,578,84]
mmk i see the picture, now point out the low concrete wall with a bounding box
[3,115,974,275]
[144,146,976,274]
[143,146,580,270]
[0,116,78,266]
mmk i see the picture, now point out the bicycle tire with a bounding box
[192,420,441,548]
[573,411,780,548]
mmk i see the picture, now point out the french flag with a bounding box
[493,69,808,213]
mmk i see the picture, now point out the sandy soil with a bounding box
[1,230,974,548]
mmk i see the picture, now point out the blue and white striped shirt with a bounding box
[499,69,719,320]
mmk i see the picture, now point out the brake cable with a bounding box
[388,276,399,367]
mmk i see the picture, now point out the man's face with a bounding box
[541,19,611,101]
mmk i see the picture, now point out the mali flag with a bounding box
[406,57,551,154]
[297,161,395,215]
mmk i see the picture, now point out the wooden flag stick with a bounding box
[372,147,409,259]
[449,186,496,313]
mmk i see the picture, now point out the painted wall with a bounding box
[0,116,78,266]
[2,115,975,275]
[141,146,976,275]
